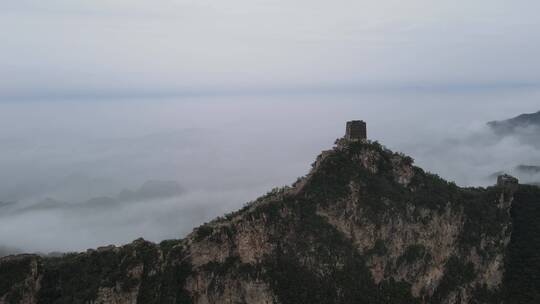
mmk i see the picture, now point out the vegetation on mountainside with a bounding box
[504,185,540,303]
[397,244,431,267]
[0,256,36,303]
[431,256,476,303]
[38,242,159,303]
[37,241,193,304]
[255,197,420,304]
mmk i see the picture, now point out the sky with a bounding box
[1,1,540,254]
[2,0,540,99]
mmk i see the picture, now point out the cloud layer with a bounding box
[0,92,539,254]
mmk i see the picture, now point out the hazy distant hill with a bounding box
[487,110,540,184]
[7,180,185,216]
[515,164,540,175]
[117,180,184,202]
[488,110,540,135]
[2,134,539,303]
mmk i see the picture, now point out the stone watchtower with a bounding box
[497,174,519,187]
[345,120,367,141]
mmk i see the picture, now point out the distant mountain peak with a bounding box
[488,110,540,135]
[117,180,184,201]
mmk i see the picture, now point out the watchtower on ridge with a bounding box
[345,120,367,141]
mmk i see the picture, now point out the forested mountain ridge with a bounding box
[1,138,539,304]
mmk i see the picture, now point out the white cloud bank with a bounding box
[0,92,539,254]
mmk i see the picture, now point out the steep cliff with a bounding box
[1,139,539,304]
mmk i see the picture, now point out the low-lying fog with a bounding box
[1,89,540,255]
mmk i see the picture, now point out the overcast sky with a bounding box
[1,1,540,254]
[2,0,540,99]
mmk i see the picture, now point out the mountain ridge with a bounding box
[488,110,540,135]
[1,137,539,304]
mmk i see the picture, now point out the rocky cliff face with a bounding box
[1,139,539,304]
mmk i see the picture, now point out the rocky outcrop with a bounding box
[1,139,537,304]
[0,255,41,304]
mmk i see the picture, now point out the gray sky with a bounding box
[2,0,540,99]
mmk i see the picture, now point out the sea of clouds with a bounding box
[0,89,539,255]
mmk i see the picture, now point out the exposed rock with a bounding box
[0,255,41,304]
